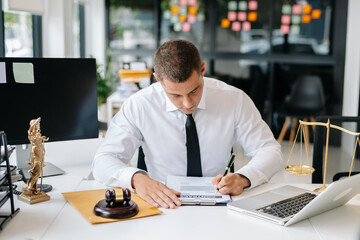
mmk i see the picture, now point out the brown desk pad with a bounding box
[62,189,162,224]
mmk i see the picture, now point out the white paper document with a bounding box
[166,175,231,205]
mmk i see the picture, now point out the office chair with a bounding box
[248,65,267,117]
[312,116,360,183]
[277,75,326,144]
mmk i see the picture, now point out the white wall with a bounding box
[85,0,105,66]
[343,0,360,117]
[341,0,360,154]
[42,0,66,57]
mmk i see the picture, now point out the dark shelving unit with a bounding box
[0,131,20,231]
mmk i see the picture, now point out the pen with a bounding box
[216,153,236,192]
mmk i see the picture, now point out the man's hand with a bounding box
[211,173,250,195]
[131,172,182,209]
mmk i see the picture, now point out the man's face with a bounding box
[159,69,204,115]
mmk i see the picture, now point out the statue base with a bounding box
[18,188,50,204]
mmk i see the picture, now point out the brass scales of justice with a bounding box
[285,119,359,193]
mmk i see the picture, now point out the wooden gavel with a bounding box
[105,188,131,205]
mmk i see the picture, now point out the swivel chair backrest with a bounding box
[285,75,325,114]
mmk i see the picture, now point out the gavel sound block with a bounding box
[94,188,139,219]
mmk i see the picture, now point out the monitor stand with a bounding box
[15,144,65,179]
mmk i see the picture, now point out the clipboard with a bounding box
[166,175,231,206]
[180,194,229,206]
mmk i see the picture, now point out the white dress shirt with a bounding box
[92,77,282,190]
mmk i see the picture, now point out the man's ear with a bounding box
[153,73,160,82]
[201,61,206,76]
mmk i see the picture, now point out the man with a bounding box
[92,39,282,209]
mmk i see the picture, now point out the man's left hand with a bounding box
[211,173,250,195]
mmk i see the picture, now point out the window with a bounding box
[73,2,81,58]
[4,11,33,57]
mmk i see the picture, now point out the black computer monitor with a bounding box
[0,57,98,177]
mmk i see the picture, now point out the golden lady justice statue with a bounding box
[18,117,50,204]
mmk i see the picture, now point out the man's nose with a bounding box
[183,95,192,108]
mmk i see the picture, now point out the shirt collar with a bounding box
[164,77,207,112]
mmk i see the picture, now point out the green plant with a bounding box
[96,63,111,106]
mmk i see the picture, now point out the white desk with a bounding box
[1,139,360,240]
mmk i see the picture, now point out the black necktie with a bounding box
[186,114,202,177]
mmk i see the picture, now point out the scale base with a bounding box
[285,165,315,175]
[314,185,326,193]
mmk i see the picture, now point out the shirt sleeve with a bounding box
[234,92,283,189]
[92,98,147,190]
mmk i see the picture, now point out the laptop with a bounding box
[15,147,65,179]
[227,173,360,226]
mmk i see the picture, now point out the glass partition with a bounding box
[160,0,208,50]
[109,0,156,50]
[272,0,333,55]
[216,0,270,53]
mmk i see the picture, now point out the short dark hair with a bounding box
[153,39,201,83]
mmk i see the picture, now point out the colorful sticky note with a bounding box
[231,21,241,31]
[188,14,196,23]
[248,12,257,22]
[303,4,312,14]
[171,14,179,23]
[282,4,291,14]
[312,9,321,19]
[179,14,187,22]
[171,6,179,15]
[188,6,197,15]
[228,1,237,11]
[188,0,197,6]
[239,1,247,11]
[238,11,247,21]
[281,15,291,25]
[13,62,35,84]
[221,19,230,28]
[292,15,301,24]
[163,10,171,19]
[228,11,237,21]
[242,21,251,31]
[281,25,290,34]
[174,23,182,32]
[0,62,6,84]
[182,22,191,32]
[180,6,187,15]
[290,25,300,34]
[248,1,258,10]
[179,0,187,6]
[302,15,311,23]
[292,4,302,15]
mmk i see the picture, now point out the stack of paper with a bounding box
[166,175,231,205]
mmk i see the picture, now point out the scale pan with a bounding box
[285,165,315,175]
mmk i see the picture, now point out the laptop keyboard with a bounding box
[256,192,317,219]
